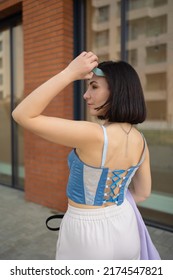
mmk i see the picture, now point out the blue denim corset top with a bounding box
[66,125,146,206]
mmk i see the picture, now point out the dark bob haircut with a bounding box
[96,60,146,124]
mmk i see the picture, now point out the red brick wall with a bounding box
[0,0,22,20]
[23,0,73,212]
[0,0,74,212]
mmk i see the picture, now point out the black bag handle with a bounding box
[46,214,64,231]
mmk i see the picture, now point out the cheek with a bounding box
[101,90,110,102]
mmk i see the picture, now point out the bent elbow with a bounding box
[12,109,20,123]
[138,194,150,203]
[12,108,25,125]
[138,189,151,203]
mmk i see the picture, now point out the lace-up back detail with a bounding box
[66,125,146,206]
[103,168,136,205]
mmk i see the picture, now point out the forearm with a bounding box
[12,51,98,124]
[12,69,73,122]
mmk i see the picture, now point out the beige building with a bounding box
[87,0,173,129]
[0,30,10,100]
[86,0,173,228]
[0,26,23,101]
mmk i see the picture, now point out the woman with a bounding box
[12,51,160,260]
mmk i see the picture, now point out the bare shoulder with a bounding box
[107,123,144,146]
[18,115,104,149]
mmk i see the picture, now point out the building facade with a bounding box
[0,0,173,229]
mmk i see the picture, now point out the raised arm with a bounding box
[12,52,101,148]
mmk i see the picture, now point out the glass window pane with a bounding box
[146,44,167,64]
[13,24,25,187]
[0,22,24,188]
[0,29,12,185]
[86,0,173,227]
[86,0,120,61]
[86,0,120,121]
[127,0,173,226]
[96,5,109,23]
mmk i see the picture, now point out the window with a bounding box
[95,30,109,47]
[127,2,173,227]
[0,16,24,189]
[129,0,146,10]
[146,15,167,37]
[86,0,173,228]
[0,57,2,68]
[153,0,168,7]
[146,100,167,120]
[128,18,145,40]
[128,49,137,66]
[0,73,2,85]
[146,44,167,64]
[96,5,109,23]
[146,73,166,91]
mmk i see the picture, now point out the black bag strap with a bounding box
[46,214,64,231]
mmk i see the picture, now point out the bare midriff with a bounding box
[68,198,115,209]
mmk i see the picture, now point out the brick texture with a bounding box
[23,0,73,212]
[1,0,74,212]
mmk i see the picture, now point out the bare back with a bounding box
[77,123,144,171]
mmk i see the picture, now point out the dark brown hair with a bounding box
[96,60,146,124]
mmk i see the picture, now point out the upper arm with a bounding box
[131,145,152,199]
[14,115,102,148]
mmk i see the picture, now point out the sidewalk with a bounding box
[0,184,173,260]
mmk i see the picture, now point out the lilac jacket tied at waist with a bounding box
[126,190,161,260]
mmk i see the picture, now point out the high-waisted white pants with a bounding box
[56,199,140,260]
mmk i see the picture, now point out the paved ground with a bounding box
[0,184,173,260]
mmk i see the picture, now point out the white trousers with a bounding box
[56,199,140,260]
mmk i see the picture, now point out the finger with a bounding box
[90,60,99,69]
[81,51,87,57]
[85,51,94,57]
[84,72,94,80]
[89,55,98,63]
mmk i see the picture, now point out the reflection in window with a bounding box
[146,73,166,91]
[95,30,109,47]
[146,44,167,64]
[0,23,24,188]
[0,73,2,85]
[146,100,167,120]
[129,0,168,9]
[98,54,109,62]
[127,0,173,227]
[86,0,173,228]
[95,5,109,23]
[146,15,167,37]
[128,49,137,66]
[129,0,146,10]
[87,0,120,60]
[128,18,145,40]
[153,0,168,7]
[0,29,11,185]
[86,0,120,118]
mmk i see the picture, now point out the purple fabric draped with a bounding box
[126,190,161,260]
